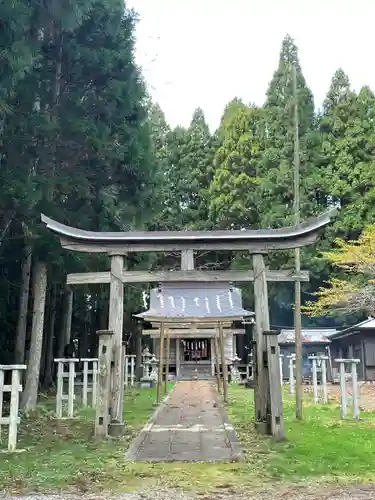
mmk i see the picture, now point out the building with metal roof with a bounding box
[278,328,338,381]
[278,328,337,345]
[328,317,375,381]
[136,282,253,380]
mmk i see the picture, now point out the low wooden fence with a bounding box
[0,364,26,452]
[54,355,137,419]
[335,358,360,418]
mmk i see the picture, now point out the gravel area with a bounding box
[2,485,375,499]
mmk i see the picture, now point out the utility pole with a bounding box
[292,64,303,420]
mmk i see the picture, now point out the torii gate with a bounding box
[41,208,337,438]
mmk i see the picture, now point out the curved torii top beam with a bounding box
[40,208,338,253]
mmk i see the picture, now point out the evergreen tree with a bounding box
[209,102,263,229]
[315,69,375,239]
[260,34,316,228]
[158,108,215,230]
[255,35,317,324]
[0,0,156,376]
[184,108,216,228]
[147,102,171,230]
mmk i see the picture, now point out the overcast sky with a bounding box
[126,0,374,131]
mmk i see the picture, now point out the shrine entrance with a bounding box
[179,338,212,380]
[41,208,337,441]
[182,339,210,362]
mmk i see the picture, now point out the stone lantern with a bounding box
[139,349,156,388]
[231,353,241,384]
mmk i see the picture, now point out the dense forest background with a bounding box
[1,1,373,388]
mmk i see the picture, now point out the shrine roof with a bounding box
[134,282,253,322]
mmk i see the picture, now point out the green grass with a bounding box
[229,385,375,483]
[0,386,170,494]
[1,384,375,495]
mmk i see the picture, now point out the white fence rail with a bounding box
[0,364,26,452]
[335,358,360,419]
[54,355,137,419]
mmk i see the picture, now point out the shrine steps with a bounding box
[178,374,214,381]
[178,363,213,381]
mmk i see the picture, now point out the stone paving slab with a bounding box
[126,380,242,462]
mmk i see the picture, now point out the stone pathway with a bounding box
[126,380,242,462]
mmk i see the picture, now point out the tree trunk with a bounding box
[99,286,109,329]
[43,283,56,387]
[80,294,90,359]
[0,210,15,248]
[21,260,48,412]
[57,285,73,358]
[14,245,32,364]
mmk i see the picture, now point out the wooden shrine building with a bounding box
[41,208,337,440]
[136,282,253,380]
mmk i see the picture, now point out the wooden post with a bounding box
[67,360,75,418]
[181,249,194,270]
[0,365,26,452]
[164,333,170,394]
[321,356,328,403]
[108,255,124,424]
[340,360,347,418]
[95,330,113,438]
[210,339,215,376]
[118,342,126,425]
[336,358,360,419]
[0,369,3,441]
[157,322,165,404]
[309,356,318,404]
[92,359,98,407]
[176,339,181,378]
[79,358,98,407]
[56,360,64,418]
[264,330,285,440]
[351,359,360,419]
[130,355,135,387]
[124,356,129,388]
[178,247,193,384]
[82,360,89,407]
[252,253,269,426]
[288,354,295,395]
[218,323,228,404]
[279,354,284,386]
[9,368,21,451]
[214,334,222,393]
[54,358,79,418]
[336,359,347,419]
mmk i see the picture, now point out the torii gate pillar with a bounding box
[108,254,125,432]
[252,254,270,431]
